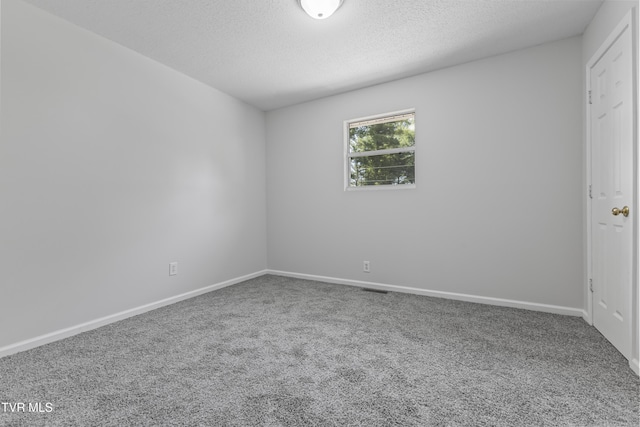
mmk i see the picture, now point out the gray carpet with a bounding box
[1,275,638,426]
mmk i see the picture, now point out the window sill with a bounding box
[345,184,416,192]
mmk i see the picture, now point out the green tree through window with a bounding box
[348,112,415,187]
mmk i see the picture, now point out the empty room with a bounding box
[1,0,639,425]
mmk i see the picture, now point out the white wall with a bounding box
[582,0,639,371]
[0,0,267,349]
[267,37,584,310]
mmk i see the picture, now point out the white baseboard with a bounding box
[630,359,640,376]
[0,269,590,360]
[0,270,268,359]
[267,270,584,317]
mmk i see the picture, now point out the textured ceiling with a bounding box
[21,0,603,111]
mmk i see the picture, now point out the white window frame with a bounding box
[344,108,416,191]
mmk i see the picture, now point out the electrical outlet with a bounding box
[363,261,370,273]
[169,262,178,276]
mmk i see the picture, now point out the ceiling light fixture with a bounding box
[298,0,344,20]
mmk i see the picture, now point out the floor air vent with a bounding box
[362,288,388,294]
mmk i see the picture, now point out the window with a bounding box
[345,110,415,189]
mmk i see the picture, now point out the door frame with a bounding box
[585,9,638,375]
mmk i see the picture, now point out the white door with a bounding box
[590,15,634,360]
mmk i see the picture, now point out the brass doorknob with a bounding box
[612,206,630,217]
